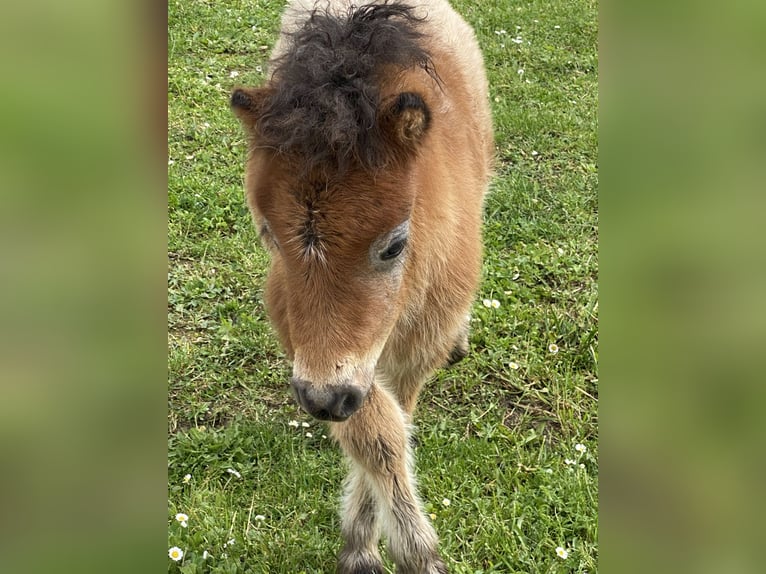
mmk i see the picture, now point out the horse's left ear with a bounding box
[230,86,270,129]
[381,92,431,151]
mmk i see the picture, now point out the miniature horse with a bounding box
[232,1,492,571]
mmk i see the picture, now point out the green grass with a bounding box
[168,0,598,572]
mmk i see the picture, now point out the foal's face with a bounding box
[248,153,416,421]
[232,81,432,421]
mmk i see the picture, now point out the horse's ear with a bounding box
[381,92,431,152]
[230,86,270,129]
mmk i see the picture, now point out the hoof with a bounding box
[338,549,384,574]
[446,344,468,366]
[338,562,383,574]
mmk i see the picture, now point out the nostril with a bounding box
[333,386,364,420]
[342,392,358,413]
[290,377,313,413]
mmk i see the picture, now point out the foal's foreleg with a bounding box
[332,384,447,574]
[337,465,383,574]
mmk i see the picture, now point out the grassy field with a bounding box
[168,0,598,572]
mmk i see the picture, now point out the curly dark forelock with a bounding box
[255,2,436,172]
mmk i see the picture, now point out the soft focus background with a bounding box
[601,0,766,573]
[0,1,166,573]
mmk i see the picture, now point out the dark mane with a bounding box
[256,2,436,172]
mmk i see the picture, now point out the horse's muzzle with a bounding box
[290,378,366,421]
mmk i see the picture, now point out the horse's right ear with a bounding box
[230,87,269,129]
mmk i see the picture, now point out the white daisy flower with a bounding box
[202,550,210,559]
[226,468,242,479]
[229,70,240,78]
[549,343,559,354]
[482,299,492,307]
[556,546,568,559]
[175,512,189,524]
[490,299,501,308]
[254,514,266,521]
[288,420,300,428]
[509,361,520,370]
[575,443,587,453]
[301,422,310,428]
[182,474,191,484]
[168,547,184,561]
[306,432,313,438]
[442,498,451,507]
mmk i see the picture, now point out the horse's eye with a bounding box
[380,238,407,261]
